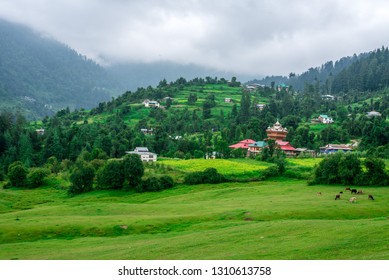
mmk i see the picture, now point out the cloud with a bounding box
[1,0,389,76]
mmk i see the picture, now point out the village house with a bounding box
[366,110,382,118]
[247,141,267,157]
[256,104,266,110]
[321,94,335,100]
[317,114,334,124]
[319,144,352,154]
[35,128,45,136]
[140,128,154,135]
[224,98,233,103]
[126,147,157,162]
[143,99,160,108]
[229,139,256,150]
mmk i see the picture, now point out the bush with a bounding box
[96,160,125,190]
[7,161,27,188]
[184,168,226,185]
[136,175,175,192]
[27,168,49,189]
[363,157,389,186]
[68,162,95,195]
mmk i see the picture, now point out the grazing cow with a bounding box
[368,194,375,200]
[357,190,364,195]
[349,197,357,203]
[351,189,357,194]
[339,191,343,194]
[345,187,351,191]
[335,194,341,200]
[317,192,322,196]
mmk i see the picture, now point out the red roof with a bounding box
[276,140,296,151]
[229,139,256,149]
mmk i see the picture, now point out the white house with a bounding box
[366,110,382,118]
[318,114,334,124]
[256,104,266,110]
[224,98,232,103]
[126,147,157,162]
[143,100,160,108]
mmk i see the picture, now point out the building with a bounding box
[256,104,266,110]
[126,147,157,162]
[317,115,334,124]
[275,140,297,156]
[228,139,256,149]
[248,141,267,157]
[266,121,288,141]
[319,144,352,154]
[143,100,160,108]
[366,110,382,118]
[224,98,233,103]
[140,128,154,135]
[322,94,335,100]
[35,128,45,136]
[295,148,317,157]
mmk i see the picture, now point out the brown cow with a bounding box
[345,187,351,191]
[349,197,357,203]
[357,190,364,195]
[368,194,375,200]
[335,194,341,200]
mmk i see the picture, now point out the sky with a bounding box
[1,0,389,77]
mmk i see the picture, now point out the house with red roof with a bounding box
[228,139,256,149]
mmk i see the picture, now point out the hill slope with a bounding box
[0,20,119,119]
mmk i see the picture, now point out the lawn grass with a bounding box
[161,158,275,180]
[1,178,388,260]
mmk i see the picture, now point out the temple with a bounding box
[266,120,288,141]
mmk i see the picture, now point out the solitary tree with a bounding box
[123,154,144,190]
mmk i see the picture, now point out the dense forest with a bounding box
[0,20,119,119]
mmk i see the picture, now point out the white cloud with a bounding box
[1,0,389,76]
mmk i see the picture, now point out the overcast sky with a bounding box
[1,0,389,76]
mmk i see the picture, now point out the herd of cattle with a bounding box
[317,187,375,203]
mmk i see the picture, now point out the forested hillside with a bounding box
[250,52,366,92]
[0,20,118,119]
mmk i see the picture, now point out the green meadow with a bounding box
[1,173,388,260]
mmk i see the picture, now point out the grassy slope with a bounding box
[1,176,388,260]
[84,84,268,125]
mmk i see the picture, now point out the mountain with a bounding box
[248,53,368,93]
[106,62,253,92]
[0,20,119,119]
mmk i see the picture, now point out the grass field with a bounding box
[161,158,275,180]
[1,177,388,260]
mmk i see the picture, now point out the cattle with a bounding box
[357,190,364,195]
[345,187,351,191]
[368,194,375,200]
[317,192,322,196]
[339,191,343,194]
[349,197,357,203]
[351,189,357,194]
[335,194,341,200]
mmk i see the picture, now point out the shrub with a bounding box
[184,168,226,185]
[159,175,175,190]
[96,160,125,190]
[7,161,27,188]
[68,162,95,195]
[26,168,49,189]
[136,175,175,192]
[363,157,389,186]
